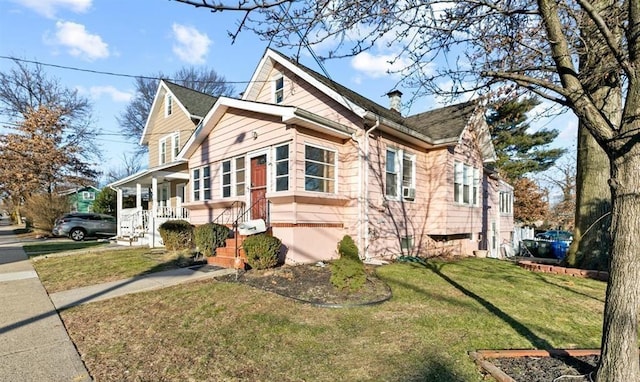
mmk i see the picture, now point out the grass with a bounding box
[32,248,193,293]
[51,256,606,382]
[23,240,109,257]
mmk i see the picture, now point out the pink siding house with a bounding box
[109,48,514,265]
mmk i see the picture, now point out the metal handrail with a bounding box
[232,196,270,260]
[212,200,245,227]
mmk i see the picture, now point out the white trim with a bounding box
[165,93,173,117]
[272,143,290,192]
[273,73,284,104]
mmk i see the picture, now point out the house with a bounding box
[108,48,514,264]
[59,186,100,213]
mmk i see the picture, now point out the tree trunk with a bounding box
[566,126,611,270]
[596,147,640,381]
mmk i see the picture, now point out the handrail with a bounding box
[212,200,245,227]
[232,196,270,260]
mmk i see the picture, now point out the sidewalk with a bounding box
[0,219,235,381]
[0,220,91,382]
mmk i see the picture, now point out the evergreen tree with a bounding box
[93,187,117,217]
[486,98,565,180]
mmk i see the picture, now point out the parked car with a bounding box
[535,230,573,242]
[52,212,117,241]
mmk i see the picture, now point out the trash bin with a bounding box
[551,240,569,260]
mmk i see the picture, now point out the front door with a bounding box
[250,155,267,220]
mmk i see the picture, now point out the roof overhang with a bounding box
[179,97,355,159]
[108,160,189,188]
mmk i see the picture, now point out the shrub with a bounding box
[330,235,366,292]
[158,220,193,251]
[242,234,281,270]
[194,223,230,257]
[22,193,69,231]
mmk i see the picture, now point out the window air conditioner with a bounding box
[402,186,415,200]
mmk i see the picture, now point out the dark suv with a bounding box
[52,213,117,241]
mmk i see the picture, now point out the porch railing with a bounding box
[120,208,150,238]
[155,206,190,219]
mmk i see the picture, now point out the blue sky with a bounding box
[0,0,576,186]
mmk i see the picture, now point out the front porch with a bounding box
[109,161,191,247]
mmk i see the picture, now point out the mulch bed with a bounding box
[216,262,392,307]
[472,350,599,381]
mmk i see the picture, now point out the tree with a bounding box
[117,67,236,151]
[103,152,145,184]
[0,58,100,161]
[0,106,98,221]
[93,187,117,217]
[174,1,640,379]
[486,97,565,180]
[543,154,577,234]
[512,177,549,225]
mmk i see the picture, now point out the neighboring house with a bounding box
[108,48,514,264]
[60,186,100,213]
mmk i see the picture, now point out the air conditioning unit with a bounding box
[402,186,415,200]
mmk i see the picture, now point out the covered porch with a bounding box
[108,161,190,247]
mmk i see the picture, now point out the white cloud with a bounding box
[16,0,91,18]
[51,21,109,61]
[351,52,410,78]
[88,86,133,102]
[171,24,211,64]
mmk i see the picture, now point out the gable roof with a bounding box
[163,80,218,119]
[139,80,218,145]
[245,49,482,146]
[59,185,100,196]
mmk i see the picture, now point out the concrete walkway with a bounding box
[0,219,234,381]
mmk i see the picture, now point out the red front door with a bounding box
[250,155,267,220]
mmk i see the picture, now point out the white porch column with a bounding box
[151,177,158,218]
[136,183,142,211]
[116,188,123,237]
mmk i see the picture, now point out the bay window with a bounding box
[192,165,211,201]
[275,144,289,191]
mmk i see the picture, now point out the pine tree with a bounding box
[486,98,566,181]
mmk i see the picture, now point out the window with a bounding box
[173,134,180,159]
[192,166,211,201]
[275,144,289,191]
[305,145,336,193]
[385,148,415,200]
[454,161,480,206]
[165,94,173,116]
[222,156,246,198]
[159,139,167,164]
[159,133,180,164]
[82,191,95,200]
[274,76,284,104]
[500,191,513,214]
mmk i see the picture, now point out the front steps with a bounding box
[206,235,248,269]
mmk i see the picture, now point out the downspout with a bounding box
[363,117,380,260]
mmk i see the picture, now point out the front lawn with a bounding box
[32,248,193,293]
[23,240,108,257]
[57,258,606,381]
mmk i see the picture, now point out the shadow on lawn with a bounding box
[403,356,470,382]
[387,260,554,350]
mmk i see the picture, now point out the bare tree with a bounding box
[117,67,236,152]
[174,1,640,379]
[0,58,100,161]
[103,152,145,184]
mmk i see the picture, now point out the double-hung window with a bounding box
[454,161,480,206]
[165,94,173,116]
[221,156,246,198]
[82,191,95,200]
[274,76,284,104]
[159,132,180,164]
[385,148,416,200]
[304,144,336,193]
[192,165,211,201]
[274,144,289,191]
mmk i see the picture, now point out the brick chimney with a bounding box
[387,90,402,114]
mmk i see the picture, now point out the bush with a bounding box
[194,223,230,257]
[22,193,70,231]
[158,220,193,251]
[330,235,366,291]
[242,234,281,270]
